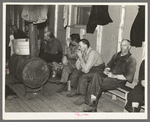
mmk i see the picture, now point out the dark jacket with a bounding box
[130,5,145,47]
[87,5,113,33]
[107,51,136,83]
[42,37,63,55]
[13,29,27,39]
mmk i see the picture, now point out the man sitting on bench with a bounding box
[83,39,137,112]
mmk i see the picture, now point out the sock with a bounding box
[68,80,71,91]
[91,94,96,101]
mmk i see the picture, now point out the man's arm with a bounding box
[48,40,59,54]
[65,47,77,60]
[79,51,97,73]
[107,72,126,80]
[58,40,63,52]
[107,57,136,82]
[123,58,136,83]
[75,58,81,70]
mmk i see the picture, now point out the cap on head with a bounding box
[70,33,80,43]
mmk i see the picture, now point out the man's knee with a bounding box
[79,74,89,82]
[103,77,114,82]
[102,77,122,90]
[63,65,72,73]
[70,69,80,77]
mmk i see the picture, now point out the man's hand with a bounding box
[66,38,71,47]
[77,50,82,59]
[75,58,81,70]
[103,67,111,75]
[62,56,68,65]
[107,73,127,80]
[107,72,116,78]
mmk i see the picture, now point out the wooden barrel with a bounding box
[12,39,41,55]
[9,54,29,75]
[9,54,50,88]
[14,55,29,78]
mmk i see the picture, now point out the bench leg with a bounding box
[124,93,128,106]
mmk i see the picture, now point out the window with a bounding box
[74,5,91,25]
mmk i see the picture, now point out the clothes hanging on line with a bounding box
[21,5,49,24]
[130,5,145,47]
[86,5,113,34]
[63,5,69,28]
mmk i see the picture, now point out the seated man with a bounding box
[39,31,63,63]
[124,60,145,112]
[56,33,81,92]
[83,39,136,112]
[11,25,27,39]
[66,39,105,105]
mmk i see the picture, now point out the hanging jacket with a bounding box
[130,5,145,47]
[86,5,113,33]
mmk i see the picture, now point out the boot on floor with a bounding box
[83,101,97,112]
[56,83,67,93]
[66,88,78,97]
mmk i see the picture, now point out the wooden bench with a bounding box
[108,86,133,105]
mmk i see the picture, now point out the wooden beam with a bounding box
[10,5,14,25]
[16,5,20,29]
[117,5,126,52]
[66,5,72,39]
[96,25,103,54]
[65,5,72,54]
[80,28,86,39]
[54,5,58,38]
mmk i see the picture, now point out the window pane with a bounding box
[76,7,91,25]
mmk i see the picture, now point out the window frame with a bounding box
[73,5,92,29]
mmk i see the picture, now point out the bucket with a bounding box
[12,38,41,55]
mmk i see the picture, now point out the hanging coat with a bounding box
[130,5,145,47]
[86,5,113,33]
[63,5,69,28]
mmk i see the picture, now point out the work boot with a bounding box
[83,101,97,112]
[56,83,67,93]
[66,89,77,97]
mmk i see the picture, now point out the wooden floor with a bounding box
[5,74,125,113]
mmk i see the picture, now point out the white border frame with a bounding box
[2,2,148,120]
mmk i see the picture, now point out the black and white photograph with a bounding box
[2,2,148,120]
